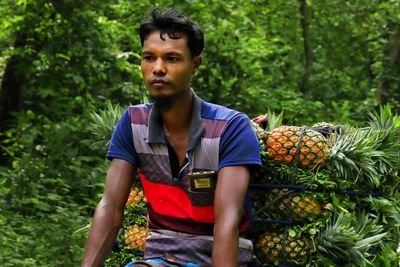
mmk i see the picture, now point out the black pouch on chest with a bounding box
[188,171,217,193]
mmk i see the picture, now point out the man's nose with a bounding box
[153,58,166,75]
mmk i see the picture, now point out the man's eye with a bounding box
[142,55,154,61]
[167,56,178,62]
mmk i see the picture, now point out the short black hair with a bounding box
[139,8,204,57]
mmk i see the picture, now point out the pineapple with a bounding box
[252,121,268,151]
[259,105,400,187]
[124,224,148,252]
[266,126,329,169]
[126,187,146,207]
[264,189,323,221]
[252,112,284,153]
[312,122,335,128]
[255,230,310,264]
[255,212,387,266]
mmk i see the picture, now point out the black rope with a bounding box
[290,127,308,183]
[280,226,289,265]
[249,183,308,191]
[249,183,384,197]
[130,251,145,257]
[253,219,294,225]
[253,188,294,217]
[330,188,384,197]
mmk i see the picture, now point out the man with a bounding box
[82,9,261,267]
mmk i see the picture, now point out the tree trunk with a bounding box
[0,34,26,165]
[378,29,400,105]
[299,0,313,93]
[0,58,23,132]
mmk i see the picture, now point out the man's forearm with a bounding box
[212,166,250,267]
[81,199,123,267]
[212,221,239,267]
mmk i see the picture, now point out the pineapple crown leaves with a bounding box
[368,104,400,137]
[367,104,400,175]
[327,126,383,188]
[352,213,387,265]
[252,110,284,131]
[265,110,284,132]
[87,100,125,151]
[316,213,359,260]
[316,212,386,266]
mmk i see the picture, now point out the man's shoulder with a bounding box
[123,103,153,124]
[200,100,243,121]
[128,103,153,112]
[121,103,153,114]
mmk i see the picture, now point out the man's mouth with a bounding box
[151,79,168,86]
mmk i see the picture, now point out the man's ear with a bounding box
[192,56,202,74]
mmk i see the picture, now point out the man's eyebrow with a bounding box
[141,51,184,57]
[165,51,183,57]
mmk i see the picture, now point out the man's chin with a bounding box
[149,94,177,112]
[149,89,189,112]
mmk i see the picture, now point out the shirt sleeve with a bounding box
[219,112,261,169]
[106,107,139,166]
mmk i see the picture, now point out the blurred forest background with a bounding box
[0,0,399,266]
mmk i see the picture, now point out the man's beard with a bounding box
[149,90,188,112]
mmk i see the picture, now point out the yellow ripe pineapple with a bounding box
[124,224,148,252]
[126,187,146,207]
[265,189,322,221]
[255,231,310,264]
[265,121,389,186]
[267,126,329,169]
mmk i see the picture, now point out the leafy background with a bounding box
[0,0,399,266]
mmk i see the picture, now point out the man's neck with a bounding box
[161,89,193,134]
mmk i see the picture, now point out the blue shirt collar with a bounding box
[147,90,204,151]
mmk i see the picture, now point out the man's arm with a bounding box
[212,166,250,267]
[82,159,136,267]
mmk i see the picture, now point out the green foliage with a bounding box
[0,0,399,265]
[0,204,88,266]
[0,109,106,265]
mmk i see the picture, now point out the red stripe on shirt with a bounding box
[140,173,215,223]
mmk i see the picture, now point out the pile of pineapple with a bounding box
[251,105,400,266]
[105,185,148,267]
[104,105,399,267]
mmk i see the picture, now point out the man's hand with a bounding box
[81,159,136,267]
[212,166,250,267]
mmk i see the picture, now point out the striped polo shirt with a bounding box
[107,93,261,236]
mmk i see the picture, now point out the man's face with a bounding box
[141,31,201,99]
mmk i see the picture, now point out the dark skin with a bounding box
[81,32,250,267]
[82,159,136,267]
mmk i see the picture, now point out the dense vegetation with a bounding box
[0,0,399,266]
